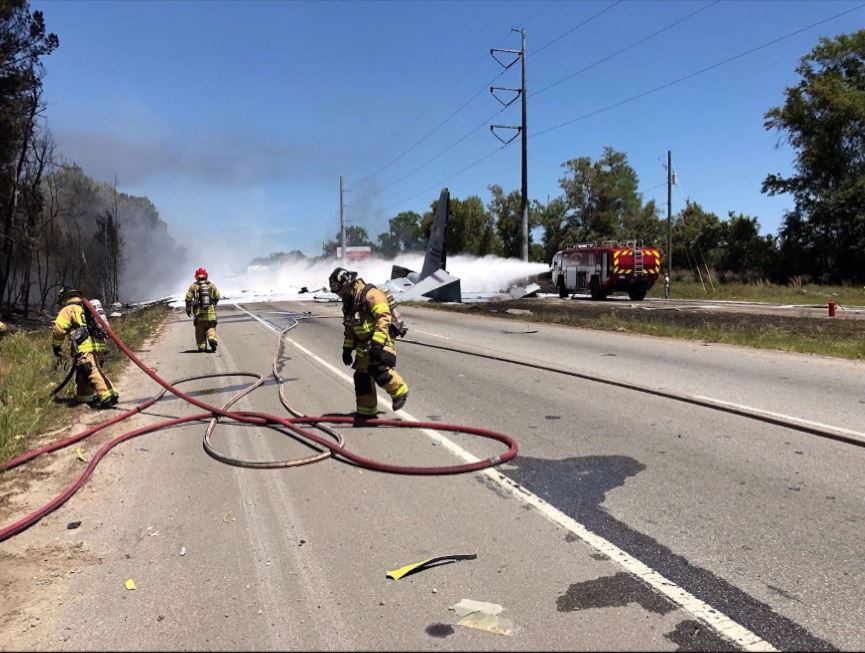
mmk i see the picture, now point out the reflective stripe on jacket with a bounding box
[185,280,220,320]
[342,280,393,352]
[52,298,107,354]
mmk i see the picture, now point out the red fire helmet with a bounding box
[195,267,208,279]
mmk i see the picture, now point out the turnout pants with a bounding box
[194,318,217,351]
[352,344,408,416]
[74,351,117,404]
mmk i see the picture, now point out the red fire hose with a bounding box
[0,300,518,542]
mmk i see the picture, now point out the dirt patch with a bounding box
[0,320,168,649]
[422,298,865,341]
[0,542,102,648]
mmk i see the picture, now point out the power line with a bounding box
[532,2,865,140]
[353,141,515,224]
[529,0,622,59]
[350,2,629,202]
[349,68,510,190]
[531,0,720,98]
[349,3,553,190]
[352,105,509,203]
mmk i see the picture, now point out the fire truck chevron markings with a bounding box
[237,303,778,652]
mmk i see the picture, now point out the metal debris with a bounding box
[449,599,513,636]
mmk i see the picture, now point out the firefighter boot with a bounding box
[209,338,218,354]
[93,389,119,409]
[392,390,408,412]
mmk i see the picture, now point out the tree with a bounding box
[534,195,568,263]
[321,224,372,257]
[672,200,723,273]
[421,194,498,256]
[762,30,865,282]
[0,1,58,312]
[376,210,424,258]
[558,147,642,243]
[487,185,527,258]
[716,212,777,278]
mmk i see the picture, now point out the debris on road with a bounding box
[179,546,187,556]
[223,511,235,523]
[66,521,81,530]
[124,579,137,591]
[74,446,88,462]
[449,598,513,636]
[386,554,477,580]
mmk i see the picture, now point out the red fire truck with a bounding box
[550,241,662,301]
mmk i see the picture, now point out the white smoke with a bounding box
[167,253,549,304]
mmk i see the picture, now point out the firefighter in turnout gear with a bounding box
[185,267,221,353]
[329,267,409,417]
[52,287,119,408]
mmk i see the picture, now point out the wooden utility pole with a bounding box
[667,150,672,277]
[339,175,346,266]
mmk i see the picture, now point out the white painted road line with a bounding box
[693,395,865,444]
[236,303,778,652]
[412,328,453,341]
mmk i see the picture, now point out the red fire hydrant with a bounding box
[828,301,836,317]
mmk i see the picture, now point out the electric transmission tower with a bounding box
[490,28,528,261]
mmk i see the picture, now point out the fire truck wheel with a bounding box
[589,278,605,301]
[558,279,568,299]
[628,289,647,301]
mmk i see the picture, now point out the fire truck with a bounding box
[550,241,662,301]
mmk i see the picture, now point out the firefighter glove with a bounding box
[369,340,384,363]
[342,348,353,366]
[52,344,62,358]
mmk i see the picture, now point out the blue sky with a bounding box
[33,0,865,264]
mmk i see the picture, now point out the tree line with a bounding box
[321,29,864,285]
[0,1,187,318]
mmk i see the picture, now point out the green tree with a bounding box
[376,210,424,257]
[534,196,568,263]
[321,225,373,257]
[672,200,723,272]
[620,199,664,246]
[762,29,865,282]
[421,194,498,256]
[488,184,542,259]
[558,147,642,243]
[716,212,777,278]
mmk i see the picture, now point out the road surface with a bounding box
[2,301,864,651]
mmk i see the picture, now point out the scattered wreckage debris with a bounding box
[449,598,514,636]
[386,553,477,580]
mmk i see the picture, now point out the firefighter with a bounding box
[329,267,409,417]
[52,287,119,408]
[663,273,671,299]
[184,267,221,353]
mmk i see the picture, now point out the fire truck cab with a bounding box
[551,241,662,301]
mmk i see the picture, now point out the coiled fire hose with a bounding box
[0,301,518,542]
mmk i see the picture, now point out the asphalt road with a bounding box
[6,300,865,651]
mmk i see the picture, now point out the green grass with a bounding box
[590,311,865,359]
[647,278,865,305]
[0,305,169,464]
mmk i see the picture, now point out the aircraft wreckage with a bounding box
[315,188,540,304]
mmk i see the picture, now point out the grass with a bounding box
[0,305,169,464]
[415,296,865,361]
[646,278,865,306]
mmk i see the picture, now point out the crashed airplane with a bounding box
[384,188,462,302]
[314,187,540,304]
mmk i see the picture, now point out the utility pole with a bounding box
[339,175,346,266]
[666,151,672,277]
[490,28,528,262]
